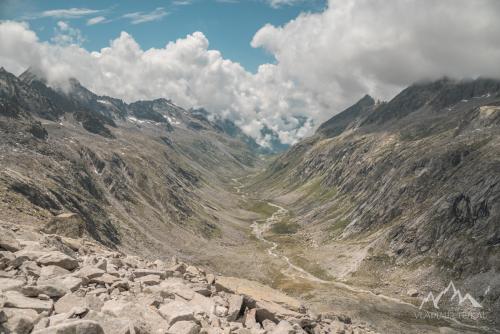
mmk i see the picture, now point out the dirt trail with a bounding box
[232,177,495,334]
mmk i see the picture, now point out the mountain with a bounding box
[0,67,263,266]
[250,78,500,325]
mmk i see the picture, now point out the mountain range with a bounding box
[1,66,499,333]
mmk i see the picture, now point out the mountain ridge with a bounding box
[249,76,500,328]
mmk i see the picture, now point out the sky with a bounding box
[1,0,500,147]
[0,0,326,73]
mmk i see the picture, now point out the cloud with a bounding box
[252,0,500,122]
[122,8,168,24]
[86,16,108,26]
[50,21,85,46]
[266,0,304,8]
[32,8,102,19]
[1,0,500,146]
[172,0,194,5]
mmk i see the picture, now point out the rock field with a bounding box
[0,223,378,334]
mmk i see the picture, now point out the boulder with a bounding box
[37,252,78,270]
[38,276,83,292]
[407,288,419,297]
[0,228,21,252]
[40,266,71,280]
[32,320,104,334]
[21,283,67,298]
[54,293,85,314]
[90,273,119,285]
[0,277,25,292]
[243,308,258,329]
[84,310,141,334]
[206,274,215,285]
[227,294,244,321]
[255,300,301,323]
[271,320,294,334]
[102,299,169,333]
[0,251,15,269]
[12,250,46,268]
[167,320,200,334]
[19,260,42,277]
[135,274,161,286]
[159,300,197,325]
[75,266,105,280]
[215,276,303,312]
[1,308,38,334]
[189,293,215,315]
[133,269,166,279]
[3,291,53,313]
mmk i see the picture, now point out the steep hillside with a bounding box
[0,67,261,266]
[250,78,500,325]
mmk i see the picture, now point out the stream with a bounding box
[232,177,495,334]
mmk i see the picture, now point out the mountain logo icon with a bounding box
[419,281,482,310]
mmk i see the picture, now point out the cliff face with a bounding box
[252,78,500,318]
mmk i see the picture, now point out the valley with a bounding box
[1,67,499,333]
[215,176,495,334]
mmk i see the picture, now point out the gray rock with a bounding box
[3,291,53,313]
[133,269,165,279]
[38,276,83,292]
[39,266,71,280]
[1,308,38,334]
[37,252,78,271]
[32,320,105,334]
[227,294,243,321]
[243,308,258,329]
[407,288,419,297]
[167,320,200,334]
[206,274,215,285]
[159,300,197,325]
[22,283,67,298]
[0,228,21,252]
[54,293,85,314]
[90,273,119,285]
[75,266,105,280]
[84,310,139,334]
[270,320,294,334]
[12,250,46,268]
[0,277,26,292]
[0,251,15,270]
[135,274,161,286]
[20,260,42,277]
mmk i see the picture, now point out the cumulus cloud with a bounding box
[51,21,85,46]
[122,8,168,24]
[1,0,500,146]
[252,0,500,121]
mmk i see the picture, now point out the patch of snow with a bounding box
[97,99,111,105]
[167,116,181,125]
[127,116,146,124]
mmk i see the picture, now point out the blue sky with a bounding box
[0,0,326,72]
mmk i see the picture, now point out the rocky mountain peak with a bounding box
[316,94,375,138]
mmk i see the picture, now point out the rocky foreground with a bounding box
[0,223,378,334]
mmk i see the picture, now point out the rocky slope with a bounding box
[0,66,262,267]
[249,78,500,328]
[0,221,377,334]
